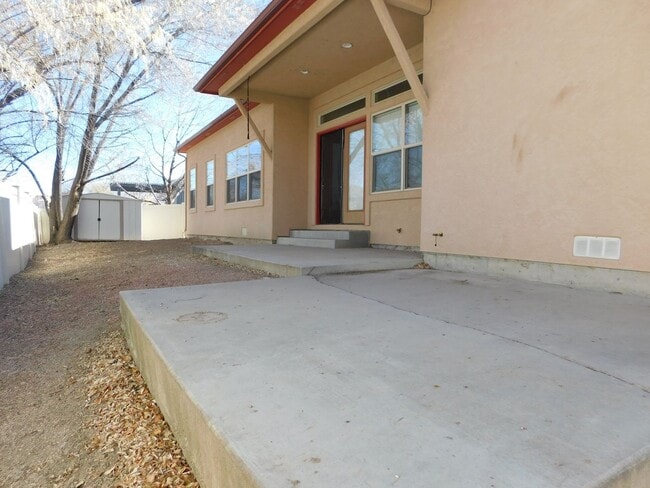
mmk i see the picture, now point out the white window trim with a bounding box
[370,99,422,194]
[226,140,263,205]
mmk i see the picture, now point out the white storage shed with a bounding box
[69,193,185,241]
[73,193,142,241]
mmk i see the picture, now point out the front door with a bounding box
[319,123,366,224]
[319,130,343,224]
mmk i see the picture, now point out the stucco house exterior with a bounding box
[179,0,650,293]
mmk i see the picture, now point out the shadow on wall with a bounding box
[0,184,49,288]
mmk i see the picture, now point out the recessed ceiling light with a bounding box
[341,42,353,49]
[299,68,309,75]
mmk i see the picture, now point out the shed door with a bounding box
[98,200,121,240]
[76,199,100,241]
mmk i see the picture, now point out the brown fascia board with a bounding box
[194,0,317,95]
[176,102,259,153]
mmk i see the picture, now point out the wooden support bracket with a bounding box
[235,99,273,157]
[370,0,429,115]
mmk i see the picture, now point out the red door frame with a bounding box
[315,117,366,225]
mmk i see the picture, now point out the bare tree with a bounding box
[0,0,50,111]
[0,0,253,243]
[0,0,52,186]
[134,105,206,204]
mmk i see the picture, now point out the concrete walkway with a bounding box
[193,244,423,276]
[120,268,650,488]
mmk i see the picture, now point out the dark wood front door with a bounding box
[319,129,344,224]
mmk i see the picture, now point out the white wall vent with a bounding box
[573,236,621,260]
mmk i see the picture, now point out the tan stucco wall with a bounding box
[420,0,650,272]
[186,104,274,241]
[185,98,310,241]
[271,96,309,239]
[307,45,424,247]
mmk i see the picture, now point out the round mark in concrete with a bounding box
[175,311,228,324]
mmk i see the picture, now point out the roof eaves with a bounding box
[194,0,316,95]
[176,102,259,153]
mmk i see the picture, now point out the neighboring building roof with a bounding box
[176,102,259,153]
[110,182,167,193]
[194,0,316,95]
[76,192,136,201]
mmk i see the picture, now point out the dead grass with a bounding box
[0,238,265,487]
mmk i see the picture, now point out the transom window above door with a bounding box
[371,101,422,192]
[226,140,262,203]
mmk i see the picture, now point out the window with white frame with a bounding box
[189,167,196,209]
[206,160,214,206]
[226,140,262,203]
[371,101,422,192]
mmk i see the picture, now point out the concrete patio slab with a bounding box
[120,270,650,488]
[192,244,423,276]
[319,269,650,393]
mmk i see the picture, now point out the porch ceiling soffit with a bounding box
[218,0,345,98]
[370,0,429,115]
[222,0,424,100]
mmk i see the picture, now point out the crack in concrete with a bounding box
[173,295,205,303]
[314,275,650,395]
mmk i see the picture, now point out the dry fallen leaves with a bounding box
[1,239,264,487]
[84,330,200,487]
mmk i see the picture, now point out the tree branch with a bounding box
[83,157,139,185]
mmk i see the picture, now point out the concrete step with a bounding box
[193,245,424,276]
[279,229,370,248]
[276,237,336,248]
[277,236,369,248]
[289,229,370,239]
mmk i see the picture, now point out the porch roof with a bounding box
[195,0,425,100]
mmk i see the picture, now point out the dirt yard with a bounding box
[0,239,265,487]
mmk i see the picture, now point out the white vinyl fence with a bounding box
[1,188,184,288]
[141,204,184,240]
[0,184,50,288]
